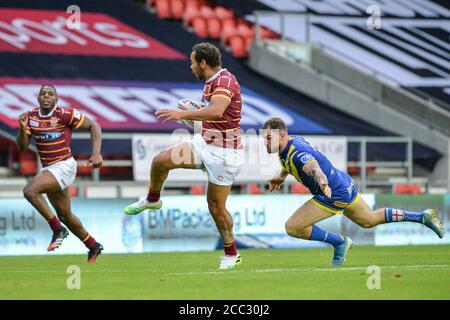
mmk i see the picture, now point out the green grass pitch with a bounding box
[1,245,449,299]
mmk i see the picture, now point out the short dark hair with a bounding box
[262,117,288,132]
[192,43,222,67]
[39,84,57,96]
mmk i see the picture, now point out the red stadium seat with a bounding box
[237,22,254,38]
[221,17,236,30]
[183,5,200,28]
[190,185,205,195]
[248,183,264,194]
[19,152,37,175]
[185,0,203,10]
[229,35,247,57]
[200,6,216,19]
[221,23,237,46]
[69,186,78,197]
[155,0,172,19]
[192,17,208,38]
[170,0,185,20]
[77,164,91,175]
[290,183,309,194]
[394,183,422,194]
[215,6,234,20]
[207,17,222,39]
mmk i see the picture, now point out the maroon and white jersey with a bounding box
[201,68,242,149]
[25,106,85,167]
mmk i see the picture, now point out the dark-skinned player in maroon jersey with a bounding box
[16,85,104,263]
[124,43,244,269]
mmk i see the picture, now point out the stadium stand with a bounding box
[0,0,446,196]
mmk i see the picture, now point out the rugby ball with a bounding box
[177,98,202,129]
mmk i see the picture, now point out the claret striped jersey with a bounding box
[25,106,85,167]
[201,68,242,149]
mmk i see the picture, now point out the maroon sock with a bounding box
[48,216,62,232]
[224,241,238,256]
[83,235,96,249]
[146,188,160,202]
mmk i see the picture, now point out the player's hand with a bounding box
[155,109,183,122]
[18,113,28,129]
[86,153,103,169]
[268,175,286,192]
[319,179,332,198]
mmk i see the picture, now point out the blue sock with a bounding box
[384,208,424,224]
[309,225,345,247]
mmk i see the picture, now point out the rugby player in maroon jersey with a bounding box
[125,43,244,269]
[16,85,104,263]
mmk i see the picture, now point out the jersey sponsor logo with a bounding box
[33,131,63,141]
[50,118,59,127]
[347,181,355,196]
[300,152,314,164]
[29,119,39,127]
[74,110,81,120]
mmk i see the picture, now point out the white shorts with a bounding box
[188,134,243,186]
[42,157,77,190]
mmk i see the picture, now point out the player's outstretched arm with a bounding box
[16,113,30,151]
[303,161,332,198]
[77,116,103,168]
[156,95,230,122]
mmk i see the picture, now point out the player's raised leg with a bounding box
[344,195,444,238]
[47,188,103,263]
[23,170,69,251]
[124,142,197,215]
[285,199,352,266]
[207,182,241,269]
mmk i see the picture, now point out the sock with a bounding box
[146,188,160,202]
[47,216,62,232]
[309,225,345,247]
[224,241,238,256]
[384,208,424,224]
[83,234,97,249]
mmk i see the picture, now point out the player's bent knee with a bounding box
[207,202,220,216]
[285,220,299,237]
[23,186,37,200]
[152,152,171,169]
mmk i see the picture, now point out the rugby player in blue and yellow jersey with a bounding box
[262,117,444,266]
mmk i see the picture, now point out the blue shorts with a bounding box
[311,175,359,214]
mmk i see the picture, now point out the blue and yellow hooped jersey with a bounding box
[279,136,358,213]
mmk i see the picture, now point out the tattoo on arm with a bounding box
[303,161,328,185]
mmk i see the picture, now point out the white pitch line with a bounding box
[1,264,449,274]
[168,264,450,276]
[0,269,160,273]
